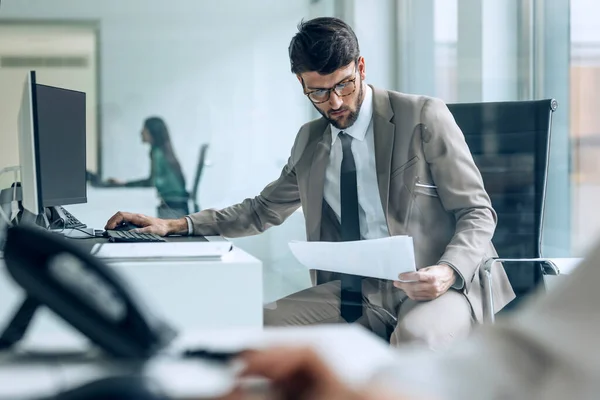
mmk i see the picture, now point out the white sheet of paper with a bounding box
[288,236,416,281]
[90,241,232,261]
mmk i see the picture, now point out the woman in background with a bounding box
[106,117,189,218]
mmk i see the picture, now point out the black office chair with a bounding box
[189,144,209,213]
[447,99,559,322]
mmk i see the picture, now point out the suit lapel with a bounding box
[305,124,332,241]
[304,87,394,240]
[371,86,396,223]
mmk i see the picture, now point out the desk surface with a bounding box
[0,325,395,400]
[0,233,264,339]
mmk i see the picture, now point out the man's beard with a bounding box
[315,81,365,130]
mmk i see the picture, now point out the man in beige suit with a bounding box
[106,17,514,347]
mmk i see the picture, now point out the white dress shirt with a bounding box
[323,85,389,240]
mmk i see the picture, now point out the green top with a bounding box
[151,147,188,202]
[125,147,187,202]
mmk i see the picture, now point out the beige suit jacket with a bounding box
[189,86,515,321]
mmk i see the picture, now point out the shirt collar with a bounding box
[331,84,373,144]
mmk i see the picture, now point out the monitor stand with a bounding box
[52,227,97,239]
[46,207,99,238]
[46,206,68,226]
[10,208,93,239]
[15,208,49,229]
[0,197,95,241]
[46,206,86,228]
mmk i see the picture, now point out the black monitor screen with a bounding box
[35,84,87,207]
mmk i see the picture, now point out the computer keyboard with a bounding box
[105,230,166,243]
[60,207,87,229]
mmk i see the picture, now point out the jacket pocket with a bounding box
[414,180,439,197]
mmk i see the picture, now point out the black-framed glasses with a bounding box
[304,74,358,104]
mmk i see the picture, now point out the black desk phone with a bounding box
[0,224,177,359]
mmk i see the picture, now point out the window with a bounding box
[571,0,600,255]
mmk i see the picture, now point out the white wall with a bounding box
[0,24,98,182]
[1,0,313,208]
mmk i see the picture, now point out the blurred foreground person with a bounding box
[233,240,600,400]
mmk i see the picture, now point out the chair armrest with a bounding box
[479,257,560,324]
[482,257,560,276]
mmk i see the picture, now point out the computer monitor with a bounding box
[16,71,87,223]
[36,83,87,207]
[17,71,43,216]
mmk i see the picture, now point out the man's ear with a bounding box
[296,74,305,90]
[357,56,367,80]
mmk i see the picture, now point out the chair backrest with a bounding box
[447,99,558,305]
[190,144,209,213]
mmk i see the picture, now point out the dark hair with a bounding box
[288,17,360,75]
[144,116,186,188]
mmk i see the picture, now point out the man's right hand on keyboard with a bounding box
[104,211,188,237]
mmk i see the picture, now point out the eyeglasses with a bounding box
[304,75,358,104]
